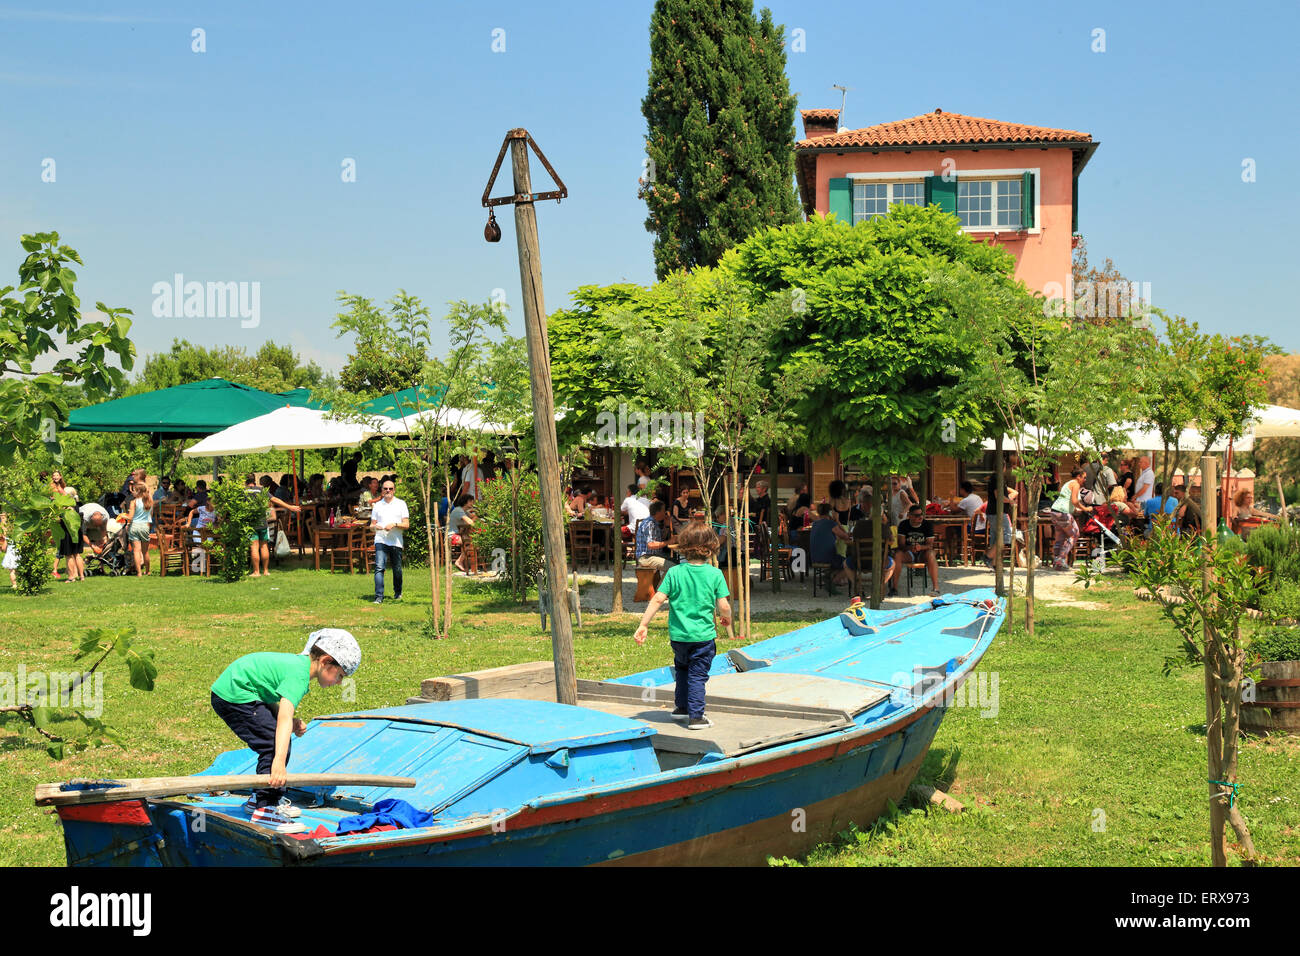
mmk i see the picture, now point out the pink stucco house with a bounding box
[794,108,1098,296]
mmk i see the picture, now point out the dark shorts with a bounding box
[249,527,270,543]
[57,523,83,557]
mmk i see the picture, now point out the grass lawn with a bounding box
[2,563,1296,866]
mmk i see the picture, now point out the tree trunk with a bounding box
[994,437,1005,597]
[1216,633,1257,863]
[768,451,781,593]
[611,453,624,614]
[870,472,885,610]
[1200,456,1227,866]
[722,478,736,641]
[424,465,441,638]
[1006,497,1017,626]
[1025,479,1040,637]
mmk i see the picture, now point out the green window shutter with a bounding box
[1021,172,1035,229]
[828,177,853,223]
[924,175,957,214]
[1072,177,1079,233]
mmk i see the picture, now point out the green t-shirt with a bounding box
[658,561,729,643]
[211,652,311,708]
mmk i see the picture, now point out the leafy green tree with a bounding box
[208,477,266,581]
[1081,525,1261,866]
[640,0,800,278]
[0,232,134,468]
[137,338,325,395]
[332,290,429,396]
[1195,333,1277,458]
[934,260,1145,633]
[1139,311,1209,496]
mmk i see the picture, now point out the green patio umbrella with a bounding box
[66,378,309,440]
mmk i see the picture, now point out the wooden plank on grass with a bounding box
[419,660,555,702]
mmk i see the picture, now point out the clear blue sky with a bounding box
[3,0,1296,376]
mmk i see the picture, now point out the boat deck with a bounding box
[576,672,892,762]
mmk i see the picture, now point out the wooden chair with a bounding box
[157,528,188,577]
[904,557,930,596]
[329,524,358,573]
[568,520,599,570]
[810,561,836,597]
[193,528,221,577]
[355,524,374,574]
[849,538,874,590]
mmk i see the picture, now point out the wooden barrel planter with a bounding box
[1241,660,1300,736]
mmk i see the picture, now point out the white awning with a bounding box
[182,406,390,457]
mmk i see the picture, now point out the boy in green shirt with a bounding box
[634,521,731,730]
[210,629,360,830]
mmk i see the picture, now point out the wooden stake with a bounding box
[612,451,624,614]
[1201,456,1227,867]
[509,133,576,706]
[1277,475,1290,526]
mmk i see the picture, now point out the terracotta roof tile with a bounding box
[796,109,1091,149]
[800,108,841,122]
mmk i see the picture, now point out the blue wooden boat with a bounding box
[44,591,1003,866]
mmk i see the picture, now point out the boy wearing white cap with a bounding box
[210,629,361,830]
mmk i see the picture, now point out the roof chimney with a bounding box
[800,109,841,140]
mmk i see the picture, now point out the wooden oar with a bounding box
[35,774,416,807]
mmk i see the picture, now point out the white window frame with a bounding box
[849,178,926,224]
[847,167,1041,235]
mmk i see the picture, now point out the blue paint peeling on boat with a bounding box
[51,591,1003,866]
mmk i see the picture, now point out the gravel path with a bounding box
[565,559,1098,616]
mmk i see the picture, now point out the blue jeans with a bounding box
[374,543,403,599]
[671,639,716,719]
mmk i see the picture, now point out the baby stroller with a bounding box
[1082,505,1123,562]
[83,524,130,577]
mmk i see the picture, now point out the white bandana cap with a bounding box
[300,628,361,676]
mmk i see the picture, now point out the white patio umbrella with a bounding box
[182,406,390,457]
[376,407,514,436]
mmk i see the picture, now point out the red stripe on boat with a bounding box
[57,800,153,826]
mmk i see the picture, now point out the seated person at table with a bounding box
[889,505,940,597]
[567,487,590,518]
[1170,484,1202,535]
[1232,489,1275,533]
[447,493,476,571]
[635,500,673,571]
[828,481,853,525]
[785,493,812,541]
[191,479,209,507]
[955,481,983,519]
[305,474,325,501]
[810,502,853,588]
[359,476,380,509]
[621,483,651,540]
[710,504,733,568]
[672,487,694,532]
[1141,482,1177,534]
[847,495,895,581]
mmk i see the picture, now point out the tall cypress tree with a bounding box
[640,0,801,279]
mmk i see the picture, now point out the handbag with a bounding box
[275,529,291,557]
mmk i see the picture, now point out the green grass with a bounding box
[2,565,1296,866]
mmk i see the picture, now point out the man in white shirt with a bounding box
[956,481,983,519]
[621,483,651,538]
[1134,456,1155,505]
[369,479,409,604]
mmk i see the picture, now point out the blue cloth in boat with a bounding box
[336,798,437,834]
